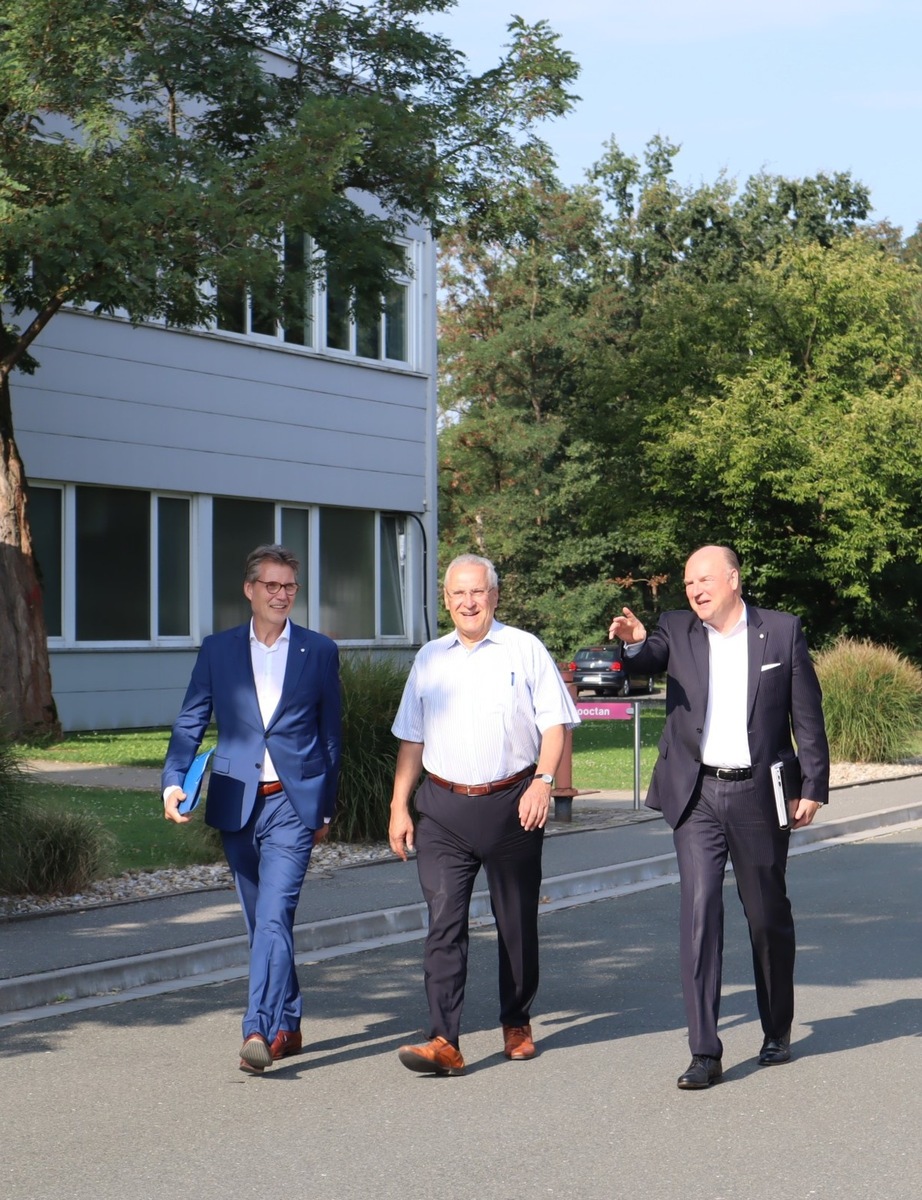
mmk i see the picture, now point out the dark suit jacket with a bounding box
[628,605,829,828]
[162,622,342,832]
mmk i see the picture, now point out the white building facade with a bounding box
[13,224,438,730]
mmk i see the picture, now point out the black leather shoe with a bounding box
[758,1034,791,1065]
[677,1054,722,1089]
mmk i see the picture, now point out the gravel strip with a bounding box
[2,761,919,920]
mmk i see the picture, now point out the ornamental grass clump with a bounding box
[0,730,112,895]
[814,638,922,763]
[4,807,113,896]
[335,655,409,843]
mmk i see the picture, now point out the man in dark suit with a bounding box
[163,544,341,1074]
[609,545,829,1089]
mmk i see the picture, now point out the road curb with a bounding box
[2,802,920,1020]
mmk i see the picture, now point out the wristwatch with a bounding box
[534,773,554,785]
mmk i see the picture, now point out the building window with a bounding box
[324,246,411,364]
[212,498,275,631]
[213,235,414,365]
[380,514,406,637]
[211,500,313,632]
[157,497,191,637]
[29,486,412,646]
[215,230,314,346]
[76,486,150,640]
[319,507,375,638]
[29,484,192,644]
[318,508,406,640]
[30,485,63,638]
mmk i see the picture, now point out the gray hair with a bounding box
[244,544,300,583]
[443,554,498,591]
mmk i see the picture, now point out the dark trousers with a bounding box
[673,773,794,1058]
[414,776,544,1048]
[222,789,315,1041]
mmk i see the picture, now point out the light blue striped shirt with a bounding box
[392,620,580,784]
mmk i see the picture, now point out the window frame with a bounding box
[33,482,197,649]
[32,484,414,648]
[320,239,415,368]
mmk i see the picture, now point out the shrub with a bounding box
[814,638,922,762]
[2,806,113,896]
[335,655,409,842]
[0,733,113,894]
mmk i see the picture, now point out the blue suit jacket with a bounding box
[628,605,829,829]
[162,622,342,832]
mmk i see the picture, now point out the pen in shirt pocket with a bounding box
[511,672,515,686]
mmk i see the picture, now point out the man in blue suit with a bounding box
[609,545,829,1089]
[163,544,341,1073]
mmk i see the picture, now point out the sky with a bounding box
[428,0,922,235]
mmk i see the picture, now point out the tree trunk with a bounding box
[0,370,59,740]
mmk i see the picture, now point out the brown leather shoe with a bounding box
[397,1036,465,1075]
[239,1033,272,1073]
[270,1029,303,1061]
[502,1024,536,1060]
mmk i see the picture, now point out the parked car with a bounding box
[567,644,656,697]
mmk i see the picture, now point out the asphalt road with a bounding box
[3,825,920,1200]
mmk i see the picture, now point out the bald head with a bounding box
[683,545,743,633]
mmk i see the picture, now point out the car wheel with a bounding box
[619,677,631,697]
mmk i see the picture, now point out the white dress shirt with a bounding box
[392,620,580,784]
[699,607,751,768]
[249,618,290,782]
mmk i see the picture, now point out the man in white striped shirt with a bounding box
[389,554,580,1075]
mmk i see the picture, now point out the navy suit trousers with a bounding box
[673,773,794,1058]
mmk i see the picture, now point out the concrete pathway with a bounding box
[2,773,920,1023]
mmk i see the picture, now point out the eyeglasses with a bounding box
[446,588,493,601]
[255,579,300,595]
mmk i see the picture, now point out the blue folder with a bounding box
[177,748,214,815]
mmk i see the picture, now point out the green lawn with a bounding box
[24,781,223,876]
[15,727,173,768]
[570,703,666,791]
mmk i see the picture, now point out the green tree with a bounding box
[643,236,922,649]
[0,0,578,735]
[437,178,631,652]
[438,136,922,656]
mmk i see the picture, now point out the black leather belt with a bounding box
[427,764,534,797]
[700,765,752,781]
[257,780,284,797]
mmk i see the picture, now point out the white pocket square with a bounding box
[761,662,781,672]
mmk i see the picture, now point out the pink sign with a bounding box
[576,700,634,721]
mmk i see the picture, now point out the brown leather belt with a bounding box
[700,765,752,781]
[427,764,534,797]
[257,780,284,797]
